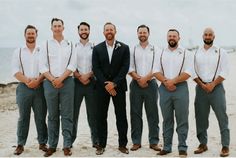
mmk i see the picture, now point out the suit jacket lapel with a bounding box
[102,41,110,65]
[111,41,119,64]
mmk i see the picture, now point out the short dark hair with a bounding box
[24,25,38,34]
[137,24,150,33]
[103,22,116,31]
[78,22,90,30]
[168,29,179,35]
[51,18,64,25]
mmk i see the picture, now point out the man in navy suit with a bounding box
[92,22,130,155]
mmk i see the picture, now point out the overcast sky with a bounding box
[0,0,235,48]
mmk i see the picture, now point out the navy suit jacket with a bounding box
[92,40,130,91]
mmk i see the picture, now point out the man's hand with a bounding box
[108,89,117,96]
[52,77,64,89]
[137,77,148,88]
[205,82,216,93]
[163,79,176,91]
[26,78,40,89]
[79,74,91,85]
[104,81,117,96]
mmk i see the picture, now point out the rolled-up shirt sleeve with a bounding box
[66,44,77,72]
[218,49,229,79]
[128,46,135,73]
[183,51,194,77]
[39,41,49,74]
[11,48,21,76]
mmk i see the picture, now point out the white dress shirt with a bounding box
[193,45,229,82]
[73,41,94,74]
[156,46,193,79]
[12,44,41,78]
[106,41,115,63]
[129,44,159,76]
[39,39,76,77]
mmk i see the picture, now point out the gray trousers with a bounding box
[43,77,74,148]
[130,79,159,145]
[194,83,230,147]
[72,78,98,146]
[16,83,47,146]
[159,81,189,152]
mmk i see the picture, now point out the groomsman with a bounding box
[72,22,98,148]
[129,24,160,151]
[155,29,192,156]
[193,28,230,157]
[92,22,130,155]
[40,18,76,157]
[12,25,48,155]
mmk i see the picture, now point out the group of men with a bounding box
[11,17,230,157]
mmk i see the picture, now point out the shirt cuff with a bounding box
[67,65,76,72]
[39,67,49,74]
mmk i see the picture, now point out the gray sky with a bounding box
[0,0,235,48]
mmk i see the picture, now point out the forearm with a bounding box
[144,72,154,81]
[173,72,190,84]
[37,74,45,83]
[59,69,72,82]
[129,71,140,80]
[194,77,204,86]
[212,76,225,86]
[14,72,29,84]
[74,71,81,79]
[154,72,167,83]
[43,72,55,82]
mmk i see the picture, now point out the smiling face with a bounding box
[79,24,90,40]
[25,28,37,44]
[51,20,64,36]
[137,27,149,43]
[167,30,180,48]
[103,23,116,41]
[203,28,215,45]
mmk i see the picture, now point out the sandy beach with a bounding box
[0,53,235,157]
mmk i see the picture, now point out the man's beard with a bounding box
[105,33,114,41]
[204,39,213,45]
[168,40,178,48]
[138,36,148,43]
[26,37,35,44]
[79,33,89,40]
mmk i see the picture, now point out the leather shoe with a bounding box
[130,144,141,151]
[118,146,129,154]
[150,144,161,151]
[39,144,48,152]
[220,146,229,157]
[179,150,187,156]
[93,144,99,149]
[157,150,171,155]
[44,148,56,157]
[14,145,24,155]
[194,144,208,154]
[63,148,72,156]
[96,146,105,155]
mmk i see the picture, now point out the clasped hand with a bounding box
[105,81,117,96]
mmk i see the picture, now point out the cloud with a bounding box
[0,0,235,47]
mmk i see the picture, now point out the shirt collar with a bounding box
[22,44,40,53]
[201,45,219,52]
[166,45,185,52]
[78,40,92,47]
[136,43,153,49]
[106,40,116,48]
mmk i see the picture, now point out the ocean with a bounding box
[0,47,16,84]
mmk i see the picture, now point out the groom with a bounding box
[92,22,130,155]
